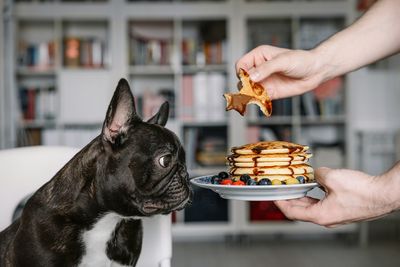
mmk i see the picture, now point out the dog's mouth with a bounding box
[141,166,192,215]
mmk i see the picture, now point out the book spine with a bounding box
[26,88,36,120]
[193,72,208,121]
[181,75,194,121]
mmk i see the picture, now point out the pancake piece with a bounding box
[223,68,272,117]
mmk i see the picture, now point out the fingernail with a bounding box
[249,70,260,81]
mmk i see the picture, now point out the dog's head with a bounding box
[98,79,192,217]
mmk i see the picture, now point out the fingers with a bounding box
[247,55,287,82]
[235,48,262,74]
[275,198,321,223]
[235,45,288,75]
[275,197,319,209]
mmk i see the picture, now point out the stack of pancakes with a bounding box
[227,141,314,183]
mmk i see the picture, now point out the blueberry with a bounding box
[296,175,306,184]
[257,178,272,185]
[246,178,257,185]
[211,175,221,184]
[218,171,229,179]
[240,174,251,183]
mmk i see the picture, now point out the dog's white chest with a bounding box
[78,213,128,267]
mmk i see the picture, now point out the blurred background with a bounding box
[1,0,400,266]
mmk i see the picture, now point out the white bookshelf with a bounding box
[5,0,361,240]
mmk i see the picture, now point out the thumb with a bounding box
[314,167,333,188]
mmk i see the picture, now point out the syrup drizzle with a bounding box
[228,141,312,183]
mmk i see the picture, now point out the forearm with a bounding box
[312,0,400,81]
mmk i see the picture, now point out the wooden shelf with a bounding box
[182,121,228,127]
[189,167,225,178]
[129,65,175,76]
[19,120,57,129]
[247,116,293,125]
[301,115,346,125]
[16,66,56,76]
[182,64,227,74]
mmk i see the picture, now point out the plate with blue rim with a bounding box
[190,175,319,201]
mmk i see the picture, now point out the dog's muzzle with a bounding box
[142,165,192,215]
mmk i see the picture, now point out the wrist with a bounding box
[310,42,340,82]
[377,169,400,213]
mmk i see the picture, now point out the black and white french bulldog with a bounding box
[0,79,192,267]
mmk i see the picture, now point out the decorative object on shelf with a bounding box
[250,201,288,221]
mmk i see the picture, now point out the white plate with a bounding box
[190,175,319,201]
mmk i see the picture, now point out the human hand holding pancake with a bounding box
[235,45,327,100]
[275,166,400,227]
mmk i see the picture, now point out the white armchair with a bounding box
[0,146,172,267]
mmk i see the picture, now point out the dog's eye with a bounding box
[159,154,172,168]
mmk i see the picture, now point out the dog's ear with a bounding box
[102,78,140,144]
[147,101,169,126]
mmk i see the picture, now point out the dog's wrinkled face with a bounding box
[98,79,192,217]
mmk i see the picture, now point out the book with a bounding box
[193,72,208,121]
[129,22,173,65]
[18,41,55,69]
[207,72,226,121]
[26,89,36,121]
[18,85,57,122]
[184,127,199,170]
[181,75,194,121]
[181,72,226,122]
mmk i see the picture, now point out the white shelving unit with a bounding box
[5,0,360,240]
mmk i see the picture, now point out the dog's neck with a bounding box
[38,137,107,222]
